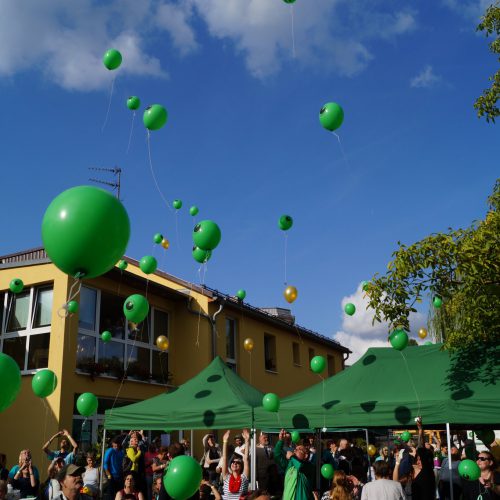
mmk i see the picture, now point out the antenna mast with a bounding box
[88,166,122,199]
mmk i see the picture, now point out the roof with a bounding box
[0,248,350,354]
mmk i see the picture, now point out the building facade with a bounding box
[0,248,350,467]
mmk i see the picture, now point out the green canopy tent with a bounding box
[254,343,500,430]
[104,356,264,430]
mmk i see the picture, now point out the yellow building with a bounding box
[0,247,350,469]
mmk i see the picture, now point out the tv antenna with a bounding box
[89,166,122,200]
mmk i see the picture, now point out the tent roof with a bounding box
[104,356,264,430]
[254,343,500,429]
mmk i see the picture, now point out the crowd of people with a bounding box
[0,421,498,500]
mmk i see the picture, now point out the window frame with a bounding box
[0,284,53,373]
[292,341,301,366]
[225,316,237,372]
[264,333,278,373]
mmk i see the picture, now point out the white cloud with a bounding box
[333,283,426,363]
[441,0,492,21]
[410,65,442,89]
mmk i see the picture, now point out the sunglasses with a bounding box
[232,461,243,466]
[477,457,490,462]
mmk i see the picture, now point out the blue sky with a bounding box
[1,0,498,360]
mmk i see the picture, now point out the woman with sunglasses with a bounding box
[461,451,500,499]
[220,429,250,500]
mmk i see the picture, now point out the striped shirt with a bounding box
[222,473,249,500]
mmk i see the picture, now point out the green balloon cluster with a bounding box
[42,186,130,279]
[319,102,344,132]
[401,431,411,442]
[189,206,199,217]
[32,369,57,398]
[193,220,222,251]
[291,431,301,444]
[140,255,158,274]
[101,331,112,343]
[118,260,128,271]
[458,459,481,481]
[173,199,182,210]
[77,392,98,417]
[67,301,79,314]
[0,353,21,412]
[279,215,293,231]
[123,294,150,323]
[9,279,24,294]
[192,246,212,264]
[163,455,202,500]
[389,329,408,351]
[344,303,356,316]
[127,96,141,110]
[236,289,246,301]
[262,393,280,412]
[103,49,122,70]
[144,105,168,131]
[321,464,334,480]
[310,355,326,374]
[153,233,163,244]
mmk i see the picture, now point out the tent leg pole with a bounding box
[250,428,256,490]
[99,428,106,498]
[446,423,454,500]
[190,430,194,457]
[365,429,371,482]
[316,429,321,491]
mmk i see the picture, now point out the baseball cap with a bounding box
[57,464,85,482]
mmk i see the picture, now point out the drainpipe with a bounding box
[187,296,225,360]
[343,351,350,369]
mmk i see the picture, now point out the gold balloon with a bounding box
[243,338,254,352]
[161,239,170,249]
[156,335,169,351]
[284,285,298,304]
[367,444,377,457]
[418,328,428,339]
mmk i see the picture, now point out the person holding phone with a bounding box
[10,449,39,498]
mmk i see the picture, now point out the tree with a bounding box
[474,2,500,122]
[366,179,500,349]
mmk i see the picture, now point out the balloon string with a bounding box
[126,111,136,155]
[147,131,173,212]
[58,277,82,318]
[284,233,288,286]
[249,352,252,385]
[399,351,421,417]
[175,211,183,251]
[332,132,351,170]
[290,5,296,59]
[101,76,116,133]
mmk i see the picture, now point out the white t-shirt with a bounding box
[361,479,405,500]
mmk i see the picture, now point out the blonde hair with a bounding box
[328,471,353,500]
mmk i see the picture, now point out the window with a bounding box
[76,286,170,385]
[264,334,277,372]
[292,342,301,366]
[308,348,315,369]
[0,285,53,371]
[327,355,335,376]
[225,318,237,371]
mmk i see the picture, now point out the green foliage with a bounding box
[474,2,500,122]
[367,180,500,349]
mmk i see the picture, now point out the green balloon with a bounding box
[0,353,21,412]
[67,301,79,314]
[32,369,57,398]
[284,0,296,3]
[189,206,199,217]
[424,341,433,346]
[123,294,149,323]
[127,96,141,110]
[344,303,356,316]
[321,464,334,480]
[361,281,370,292]
[310,355,326,374]
[140,255,158,274]
[401,431,411,442]
[41,186,130,279]
[143,104,168,131]
[394,439,401,446]
[279,215,293,231]
[173,199,182,210]
[102,49,122,70]
[236,289,246,301]
[433,296,443,308]
[9,279,24,294]
[192,246,212,264]
[153,233,163,244]
[164,455,202,500]
[101,331,112,343]
[319,102,344,132]
[291,431,301,444]
[118,260,128,271]
[192,220,222,251]
[390,329,408,351]
[262,393,280,412]
[76,392,98,417]
[458,459,481,481]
